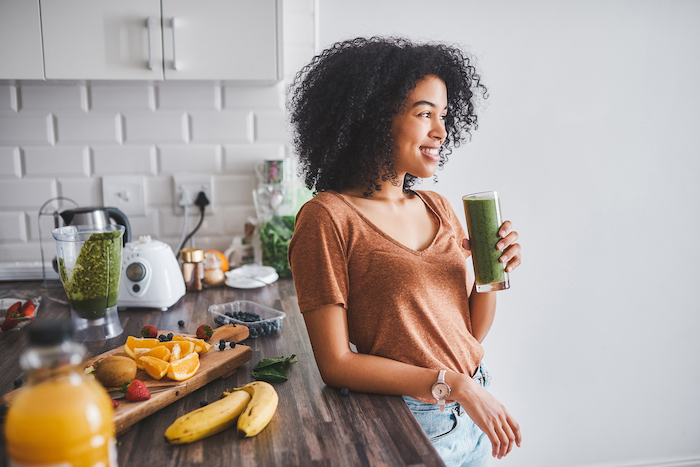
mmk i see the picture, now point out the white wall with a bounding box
[318,1,700,466]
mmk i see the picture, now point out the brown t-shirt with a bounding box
[289,190,484,402]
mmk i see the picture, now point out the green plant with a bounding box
[260,215,295,278]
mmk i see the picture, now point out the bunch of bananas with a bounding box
[164,381,279,444]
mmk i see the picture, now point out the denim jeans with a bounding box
[403,363,492,467]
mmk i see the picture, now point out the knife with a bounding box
[108,383,187,400]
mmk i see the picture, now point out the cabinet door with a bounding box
[162,0,281,81]
[40,0,163,80]
[0,0,44,80]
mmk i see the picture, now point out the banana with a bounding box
[164,390,251,444]
[233,381,279,438]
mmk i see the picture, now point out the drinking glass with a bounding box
[462,191,510,292]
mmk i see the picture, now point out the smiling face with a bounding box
[390,75,448,180]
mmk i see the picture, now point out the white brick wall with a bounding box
[0,1,315,266]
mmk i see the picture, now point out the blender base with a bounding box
[71,305,123,341]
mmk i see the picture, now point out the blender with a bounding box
[52,224,125,341]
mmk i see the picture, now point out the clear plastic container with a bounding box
[209,300,285,338]
[4,319,117,466]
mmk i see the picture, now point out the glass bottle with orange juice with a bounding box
[4,320,117,466]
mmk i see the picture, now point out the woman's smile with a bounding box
[420,146,441,161]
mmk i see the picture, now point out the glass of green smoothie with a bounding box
[52,224,125,341]
[462,191,510,293]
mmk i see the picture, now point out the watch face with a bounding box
[432,383,449,399]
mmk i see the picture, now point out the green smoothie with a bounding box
[58,230,122,319]
[463,192,509,292]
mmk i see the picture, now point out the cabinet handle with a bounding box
[146,17,154,70]
[171,17,178,71]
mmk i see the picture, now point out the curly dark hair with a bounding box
[287,36,488,197]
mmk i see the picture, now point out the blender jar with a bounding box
[52,224,124,341]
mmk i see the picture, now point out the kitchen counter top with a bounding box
[0,279,444,466]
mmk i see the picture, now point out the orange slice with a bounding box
[170,343,182,362]
[173,335,212,354]
[159,340,195,356]
[141,356,170,380]
[133,345,171,369]
[124,336,160,358]
[166,352,200,381]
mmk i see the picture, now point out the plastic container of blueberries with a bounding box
[208,300,286,338]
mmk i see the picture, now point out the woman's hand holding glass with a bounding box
[462,220,521,273]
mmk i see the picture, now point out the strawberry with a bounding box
[140,325,157,338]
[111,398,120,409]
[6,301,21,315]
[19,300,35,318]
[1,311,21,332]
[121,380,150,402]
[196,324,213,340]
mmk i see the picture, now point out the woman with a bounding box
[287,36,522,466]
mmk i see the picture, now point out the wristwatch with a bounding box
[431,370,451,413]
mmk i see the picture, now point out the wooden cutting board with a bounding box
[1,324,252,436]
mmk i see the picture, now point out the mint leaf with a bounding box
[251,354,297,383]
[252,365,289,383]
[253,354,296,370]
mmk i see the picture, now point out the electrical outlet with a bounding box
[173,174,213,215]
[102,175,146,216]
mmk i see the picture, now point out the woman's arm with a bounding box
[303,303,521,459]
[465,220,521,342]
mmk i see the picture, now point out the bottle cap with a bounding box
[28,319,72,346]
[180,248,204,263]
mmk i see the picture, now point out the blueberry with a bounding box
[200,399,209,407]
[167,333,174,340]
[340,388,350,397]
[219,342,226,351]
[178,320,185,327]
[13,378,23,389]
[229,341,237,349]
[219,338,226,344]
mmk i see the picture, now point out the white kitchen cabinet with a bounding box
[39,0,282,81]
[0,0,44,80]
[41,0,164,80]
[162,0,282,80]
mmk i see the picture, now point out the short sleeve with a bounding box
[288,200,349,313]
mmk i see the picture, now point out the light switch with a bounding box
[102,175,146,216]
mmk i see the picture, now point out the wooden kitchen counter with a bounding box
[0,279,444,466]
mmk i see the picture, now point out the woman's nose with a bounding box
[431,119,447,142]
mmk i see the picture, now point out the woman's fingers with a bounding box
[500,243,522,272]
[462,385,521,459]
[495,424,509,458]
[498,220,514,239]
[497,221,521,272]
[488,415,518,459]
[509,411,522,448]
[496,228,518,250]
[501,413,518,457]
